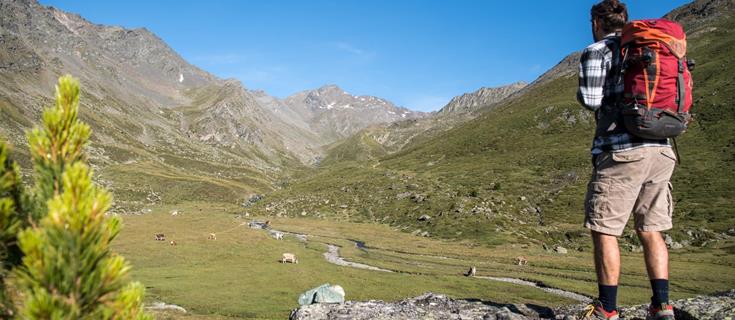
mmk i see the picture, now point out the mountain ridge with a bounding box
[438,81,527,115]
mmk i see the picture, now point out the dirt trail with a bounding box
[323,244,393,272]
[258,223,589,302]
[474,276,591,302]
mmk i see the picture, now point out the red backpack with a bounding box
[620,18,694,140]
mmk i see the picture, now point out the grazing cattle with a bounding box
[170,240,177,246]
[208,233,216,240]
[464,266,476,277]
[281,253,298,264]
[265,220,271,227]
[273,232,284,240]
[170,210,179,216]
[515,256,528,266]
[154,233,165,241]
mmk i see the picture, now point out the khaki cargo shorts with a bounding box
[584,146,677,236]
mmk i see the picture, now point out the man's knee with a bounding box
[636,230,664,243]
[592,230,619,248]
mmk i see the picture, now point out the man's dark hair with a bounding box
[591,0,628,33]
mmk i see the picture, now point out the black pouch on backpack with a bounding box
[620,104,690,140]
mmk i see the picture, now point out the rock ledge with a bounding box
[290,290,735,320]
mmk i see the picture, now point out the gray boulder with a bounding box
[298,284,346,306]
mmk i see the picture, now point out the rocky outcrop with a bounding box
[438,82,527,115]
[290,292,551,320]
[557,289,735,320]
[290,290,735,320]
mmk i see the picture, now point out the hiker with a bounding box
[577,0,692,319]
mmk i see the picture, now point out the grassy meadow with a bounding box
[113,201,735,319]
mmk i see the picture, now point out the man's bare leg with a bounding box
[637,230,669,279]
[592,230,620,313]
[638,230,670,306]
[593,230,621,284]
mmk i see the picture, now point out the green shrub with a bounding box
[0,75,150,319]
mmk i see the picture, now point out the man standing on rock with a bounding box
[577,1,677,319]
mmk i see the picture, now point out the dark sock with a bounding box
[598,284,618,313]
[651,279,669,305]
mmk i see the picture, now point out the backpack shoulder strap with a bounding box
[676,58,686,114]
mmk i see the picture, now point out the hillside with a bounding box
[0,0,427,210]
[252,0,735,251]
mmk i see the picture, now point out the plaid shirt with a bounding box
[577,33,669,155]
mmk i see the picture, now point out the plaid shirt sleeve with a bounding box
[577,46,606,111]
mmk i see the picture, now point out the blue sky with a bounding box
[41,0,690,112]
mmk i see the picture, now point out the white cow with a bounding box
[464,266,476,277]
[282,253,298,264]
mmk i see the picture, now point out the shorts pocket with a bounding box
[661,149,677,163]
[611,150,646,163]
[585,181,608,218]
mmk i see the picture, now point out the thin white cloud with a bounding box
[331,42,376,60]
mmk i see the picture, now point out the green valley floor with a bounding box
[112,201,735,319]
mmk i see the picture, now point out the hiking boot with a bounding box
[580,300,619,320]
[647,302,675,320]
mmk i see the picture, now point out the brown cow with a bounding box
[515,256,528,266]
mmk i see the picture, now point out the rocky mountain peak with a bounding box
[438,81,528,115]
[315,84,345,94]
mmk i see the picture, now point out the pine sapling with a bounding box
[5,75,151,319]
[26,75,90,223]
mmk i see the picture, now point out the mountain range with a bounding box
[2,0,732,250]
[0,0,528,208]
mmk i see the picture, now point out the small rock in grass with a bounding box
[554,246,568,254]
